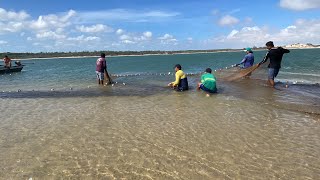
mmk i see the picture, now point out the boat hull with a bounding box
[0,66,24,74]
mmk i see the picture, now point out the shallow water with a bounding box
[0,82,320,179]
[1,51,320,179]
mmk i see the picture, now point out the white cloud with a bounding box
[30,10,76,31]
[77,9,180,23]
[116,29,124,35]
[36,31,66,40]
[143,31,152,39]
[118,31,153,44]
[280,0,320,10]
[122,40,136,44]
[227,30,239,39]
[0,8,30,21]
[211,18,320,48]
[20,32,25,36]
[27,37,33,41]
[158,34,178,44]
[0,22,25,33]
[119,34,131,40]
[76,24,113,33]
[187,37,193,44]
[218,15,239,26]
[214,26,270,47]
[0,40,8,44]
[67,35,100,42]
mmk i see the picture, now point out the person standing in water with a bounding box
[197,68,217,96]
[3,55,11,68]
[236,47,254,69]
[168,64,189,91]
[259,41,290,87]
[96,53,107,85]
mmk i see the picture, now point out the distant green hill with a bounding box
[0,49,243,59]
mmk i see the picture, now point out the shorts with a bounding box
[96,71,104,80]
[200,84,217,94]
[268,68,280,80]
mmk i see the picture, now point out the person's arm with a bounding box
[239,56,247,65]
[200,74,205,83]
[259,51,269,65]
[280,47,290,54]
[172,71,182,86]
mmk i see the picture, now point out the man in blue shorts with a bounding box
[259,41,290,87]
[197,68,217,96]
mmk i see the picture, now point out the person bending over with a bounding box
[168,64,189,91]
[237,47,254,69]
[259,41,290,87]
[197,68,217,96]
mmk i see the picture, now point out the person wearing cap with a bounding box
[168,64,189,91]
[96,53,107,85]
[3,55,11,68]
[197,68,217,95]
[236,47,254,69]
[259,41,290,87]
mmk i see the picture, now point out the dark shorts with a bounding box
[200,84,217,94]
[268,68,280,80]
[176,77,189,91]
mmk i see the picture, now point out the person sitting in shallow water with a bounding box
[168,64,189,91]
[197,68,217,96]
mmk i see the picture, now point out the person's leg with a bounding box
[197,83,202,90]
[96,72,101,84]
[100,72,105,85]
[268,68,275,87]
[268,79,275,87]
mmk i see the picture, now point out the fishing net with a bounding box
[214,62,269,82]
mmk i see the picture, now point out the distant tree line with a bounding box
[0,49,242,59]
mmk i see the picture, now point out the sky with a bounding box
[0,0,319,52]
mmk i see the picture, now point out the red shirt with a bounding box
[96,58,106,72]
[3,57,11,64]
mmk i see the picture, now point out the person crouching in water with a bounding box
[96,53,107,85]
[168,64,189,91]
[197,68,217,96]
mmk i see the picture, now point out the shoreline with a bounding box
[9,47,320,61]
[12,50,243,61]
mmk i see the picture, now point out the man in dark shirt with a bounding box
[259,41,290,87]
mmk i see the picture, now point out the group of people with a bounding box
[167,64,217,96]
[235,41,290,87]
[95,41,290,94]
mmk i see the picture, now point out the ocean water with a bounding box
[0,49,320,179]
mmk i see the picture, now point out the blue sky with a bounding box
[0,0,319,52]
